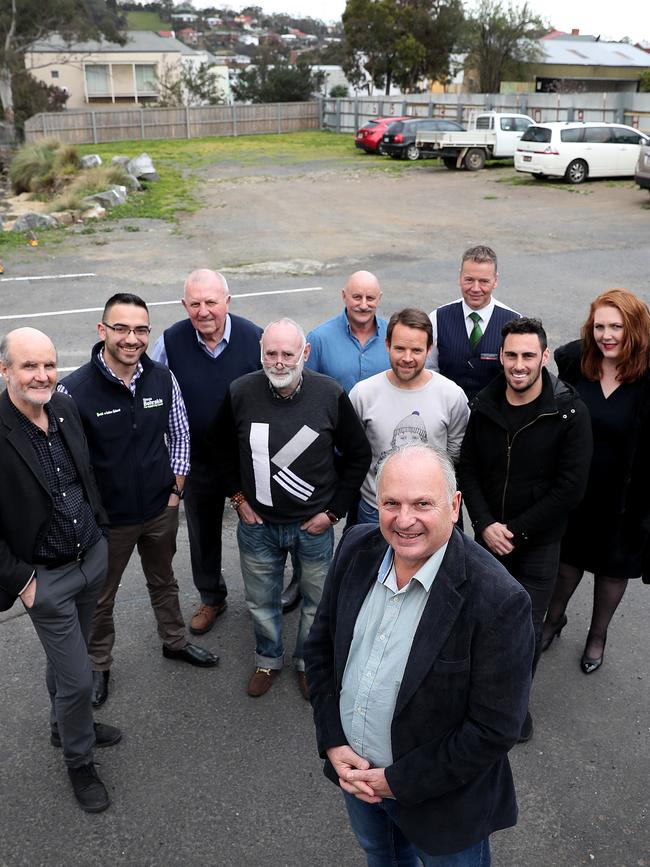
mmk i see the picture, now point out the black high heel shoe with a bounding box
[540,613,568,653]
[580,634,607,675]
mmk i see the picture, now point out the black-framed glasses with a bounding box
[102,322,152,337]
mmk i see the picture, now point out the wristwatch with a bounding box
[325,510,340,525]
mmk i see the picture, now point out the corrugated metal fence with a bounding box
[24,102,320,144]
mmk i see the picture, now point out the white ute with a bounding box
[416,111,535,171]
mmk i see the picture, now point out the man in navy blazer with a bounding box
[305,444,534,865]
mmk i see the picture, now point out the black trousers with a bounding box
[26,536,108,767]
[183,461,228,606]
[488,540,561,675]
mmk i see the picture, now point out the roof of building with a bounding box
[29,30,202,55]
[540,39,650,67]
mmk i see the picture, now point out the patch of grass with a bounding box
[483,195,498,199]
[123,225,141,232]
[0,226,67,249]
[10,139,59,193]
[495,174,591,193]
[49,165,130,212]
[126,10,168,30]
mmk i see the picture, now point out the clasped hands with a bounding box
[326,745,394,803]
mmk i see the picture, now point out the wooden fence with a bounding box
[24,102,321,145]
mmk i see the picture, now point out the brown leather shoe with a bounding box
[190,602,227,635]
[247,667,279,697]
[297,671,310,701]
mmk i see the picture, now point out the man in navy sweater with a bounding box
[428,246,520,399]
[152,269,262,636]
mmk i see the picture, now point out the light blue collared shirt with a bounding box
[339,541,448,769]
[151,314,232,365]
[305,309,389,393]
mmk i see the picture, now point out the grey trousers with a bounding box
[26,536,108,768]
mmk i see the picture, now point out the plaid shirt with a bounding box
[12,402,102,563]
[58,350,190,476]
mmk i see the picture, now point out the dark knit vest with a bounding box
[163,315,262,463]
[61,345,174,525]
[438,302,519,399]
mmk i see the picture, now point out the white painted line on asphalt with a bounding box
[0,272,96,283]
[0,286,323,322]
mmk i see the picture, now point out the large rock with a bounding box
[12,212,59,232]
[83,188,123,209]
[108,184,128,205]
[81,154,102,169]
[80,205,106,221]
[122,173,141,191]
[126,152,159,181]
[49,211,75,226]
[111,156,130,168]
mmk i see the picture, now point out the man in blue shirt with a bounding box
[306,270,389,394]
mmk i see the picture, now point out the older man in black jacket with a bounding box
[0,327,120,814]
[305,444,534,865]
[458,317,592,741]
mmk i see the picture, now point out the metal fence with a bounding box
[24,101,321,145]
[321,92,650,134]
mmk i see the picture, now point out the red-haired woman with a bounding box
[542,289,650,673]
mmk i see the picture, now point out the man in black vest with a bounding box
[0,327,120,813]
[151,269,262,636]
[61,294,218,709]
[428,245,520,399]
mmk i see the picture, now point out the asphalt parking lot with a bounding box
[0,153,648,867]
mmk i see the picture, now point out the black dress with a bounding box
[560,376,646,577]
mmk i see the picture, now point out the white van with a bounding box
[514,121,649,183]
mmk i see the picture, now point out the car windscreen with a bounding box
[520,127,551,143]
[385,122,404,134]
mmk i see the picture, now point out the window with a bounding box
[51,70,59,79]
[561,128,584,143]
[475,116,492,130]
[521,127,551,144]
[85,64,109,95]
[612,127,642,145]
[584,127,612,144]
[135,64,157,94]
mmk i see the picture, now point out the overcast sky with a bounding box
[187,1,650,43]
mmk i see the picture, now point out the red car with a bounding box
[355,116,410,155]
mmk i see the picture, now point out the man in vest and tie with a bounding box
[427,246,520,399]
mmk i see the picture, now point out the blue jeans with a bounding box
[357,498,379,525]
[344,793,491,867]
[237,519,333,670]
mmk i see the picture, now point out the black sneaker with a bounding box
[51,722,122,749]
[67,763,110,813]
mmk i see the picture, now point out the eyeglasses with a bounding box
[102,322,152,337]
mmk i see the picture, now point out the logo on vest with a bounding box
[143,397,164,409]
[96,408,122,418]
[249,423,319,506]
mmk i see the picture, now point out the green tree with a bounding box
[639,69,650,93]
[342,0,464,95]
[462,0,546,93]
[12,71,68,136]
[232,60,324,103]
[329,84,349,98]
[0,0,125,122]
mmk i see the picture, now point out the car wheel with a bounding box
[463,148,486,171]
[443,157,458,170]
[532,173,547,180]
[565,159,588,184]
[405,144,420,161]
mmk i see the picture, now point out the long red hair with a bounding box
[580,289,650,383]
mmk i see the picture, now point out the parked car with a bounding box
[355,116,409,154]
[635,141,650,194]
[381,118,465,161]
[514,121,650,184]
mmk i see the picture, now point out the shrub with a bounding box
[9,140,60,194]
[49,164,130,213]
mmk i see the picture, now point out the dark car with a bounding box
[382,118,465,161]
[354,116,409,154]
